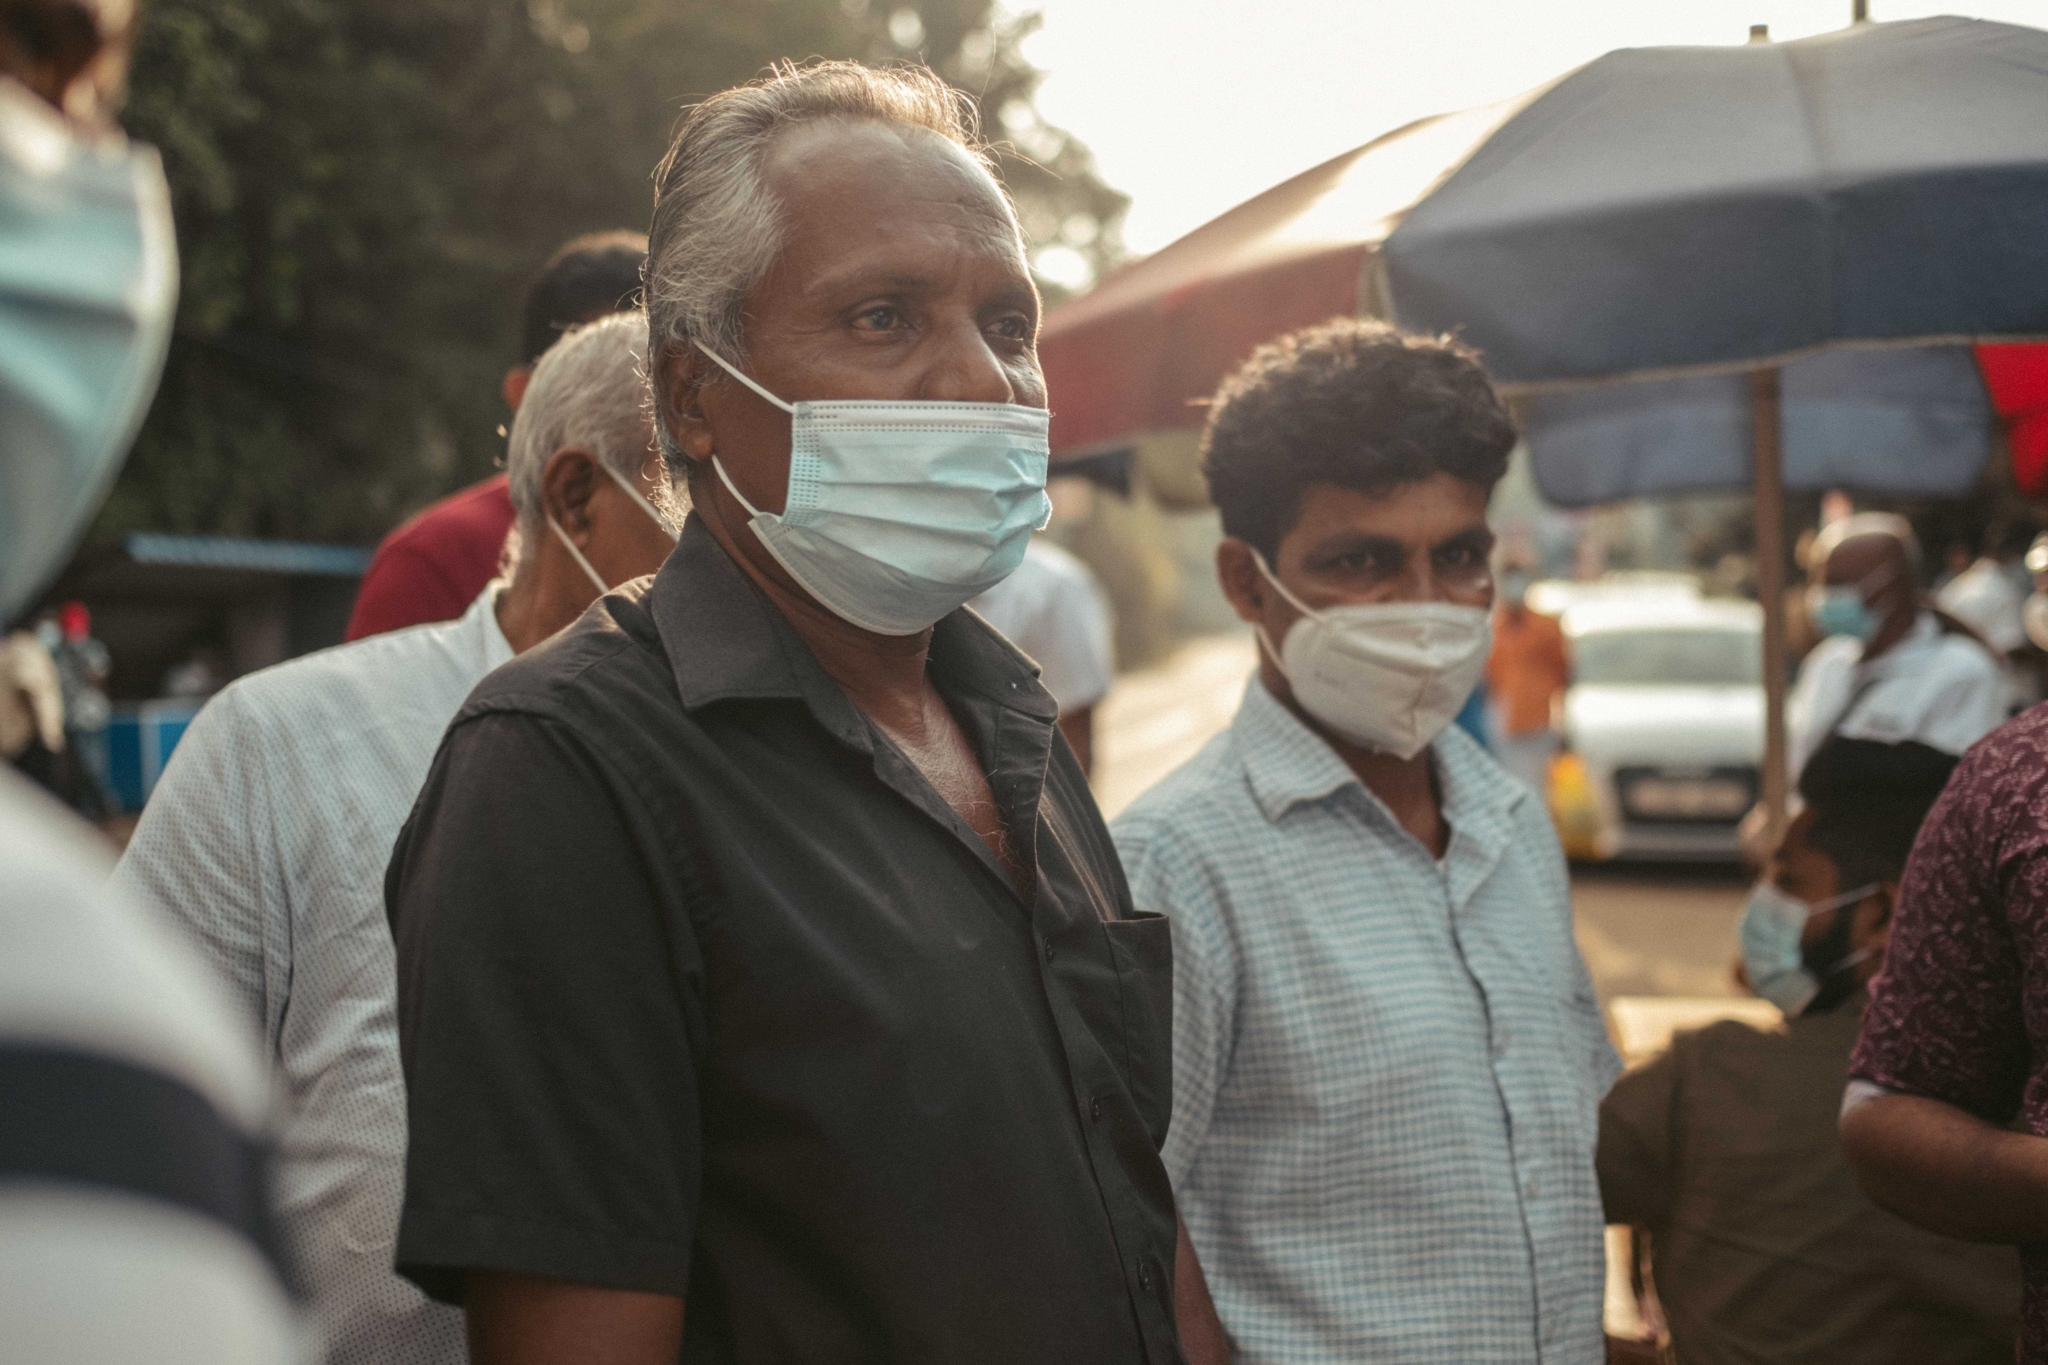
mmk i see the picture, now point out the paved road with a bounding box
[1092,632,1750,1007]
[1572,864,1746,1006]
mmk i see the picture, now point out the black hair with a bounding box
[1199,317,1518,562]
[519,230,649,366]
[1797,737,1958,890]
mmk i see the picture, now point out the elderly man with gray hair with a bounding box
[115,311,676,1365]
[386,60,1225,1365]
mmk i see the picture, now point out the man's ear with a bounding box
[1851,880,1899,957]
[539,448,602,536]
[502,365,532,411]
[657,348,717,467]
[1216,537,1270,628]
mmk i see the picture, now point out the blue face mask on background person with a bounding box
[1807,586,1879,642]
[1738,879,1881,1016]
[0,81,178,624]
[697,343,1051,636]
[1805,559,1898,645]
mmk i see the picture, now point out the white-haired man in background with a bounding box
[1786,513,2005,784]
[114,311,677,1365]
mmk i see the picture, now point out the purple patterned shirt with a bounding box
[1852,703,2048,1360]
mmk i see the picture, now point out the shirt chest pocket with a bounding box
[1101,913,1174,1151]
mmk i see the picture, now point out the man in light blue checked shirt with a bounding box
[1114,318,1621,1364]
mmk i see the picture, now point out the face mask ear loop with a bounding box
[1249,548,1325,622]
[1812,881,1884,917]
[548,515,610,595]
[694,341,796,414]
[602,459,679,545]
[711,456,766,520]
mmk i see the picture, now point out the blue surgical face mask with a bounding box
[696,343,1051,636]
[1739,879,1880,1016]
[1806,557,1900,645]
[0,82,178,624]
[1807,585,1879,642]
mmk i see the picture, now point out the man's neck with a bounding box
[695,489,934,731]
[1861,604,1921,663]
[1258,660,1447,858]
[495,556,589,655]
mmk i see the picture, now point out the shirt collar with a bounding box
[1232,674,1524,855]
[1860,610,1941,676]
[1234,676,1364,823]
[647,515,1057,726]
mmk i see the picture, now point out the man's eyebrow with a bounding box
[1432,525,1496,553]
[800,265,947,301]
[1305,530,1407,562]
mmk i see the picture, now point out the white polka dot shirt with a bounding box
[113,588,510,1365]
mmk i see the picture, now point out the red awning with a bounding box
[1979,343,2048,497]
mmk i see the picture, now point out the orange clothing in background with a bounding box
[1487,607,1570,737]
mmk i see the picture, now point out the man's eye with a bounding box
[988,314,1033,342]
[854,305,902,332]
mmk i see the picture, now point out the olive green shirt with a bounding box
[1599,992,2020,1364]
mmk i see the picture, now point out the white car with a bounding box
[1559,593,1764,862]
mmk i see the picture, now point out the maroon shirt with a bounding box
[1853,703,2048,1360]
[345,475,515,641]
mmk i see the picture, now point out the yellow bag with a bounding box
[1547,750,1604,861]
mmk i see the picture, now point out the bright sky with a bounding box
[1015,0,2046,282]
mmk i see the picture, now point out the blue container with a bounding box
[98,700,202,813]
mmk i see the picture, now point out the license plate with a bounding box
[1625,775,1749,818]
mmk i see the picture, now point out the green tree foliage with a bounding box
[104,0,1125,543]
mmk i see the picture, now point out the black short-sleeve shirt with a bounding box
[386,518,1182,1364]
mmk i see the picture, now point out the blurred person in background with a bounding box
[1114,319,1618,1365]
[968,534,1113,772]
[385,62,1224,1365]
[40,601,112,813]
[344,230,647,641]
[0,629,64,765]
[1784,513,2004,787]
[1841,699,2048,1365]
[1486,562,1569,796]
[114,313,675,1365]
[1938,529,2036,711]
[0,1,297,1359]
[1600,736,2020,1365]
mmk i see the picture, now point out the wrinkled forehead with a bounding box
[758,119,1024,278]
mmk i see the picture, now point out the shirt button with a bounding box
[1525,1177,1540,1200]
[1492,1030,1510,1058]
[1090,1096,1103,1123]
[1139,1262,1155,1291]
[1043,937,1056,962]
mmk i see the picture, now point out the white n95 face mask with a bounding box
[697,343,1052,636]
[1253,551,1492,761]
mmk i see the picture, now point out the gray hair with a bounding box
[644,61,994,466]
[505,311,657,536]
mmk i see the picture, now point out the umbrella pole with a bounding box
[1752,366,1790,848]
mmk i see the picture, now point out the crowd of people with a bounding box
[9,8,2048,1365]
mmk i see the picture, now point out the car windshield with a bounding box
[1571,627,1760,687]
